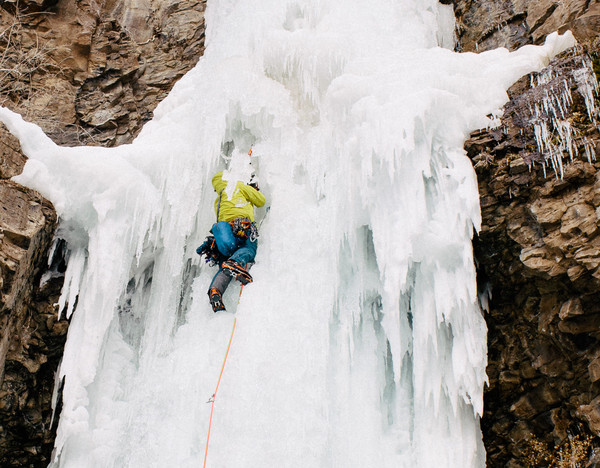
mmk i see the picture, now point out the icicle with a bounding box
[57,248,86,319]
[583,137,597,163]
[527,51,598,179]
[573,56,599,123]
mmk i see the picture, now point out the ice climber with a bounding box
[196,157,266,312]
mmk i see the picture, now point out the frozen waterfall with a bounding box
[0,0,576,466]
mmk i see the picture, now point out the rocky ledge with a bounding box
[452,0,600,53]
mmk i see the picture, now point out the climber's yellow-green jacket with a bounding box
[212,171,266,222]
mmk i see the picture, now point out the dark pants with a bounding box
[208,221,257,295]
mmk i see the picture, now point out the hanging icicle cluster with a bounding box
[526,49,599,178]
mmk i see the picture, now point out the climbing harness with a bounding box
[203,316,237,468]
[229,217,258,242]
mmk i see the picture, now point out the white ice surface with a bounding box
[0,0,576,466]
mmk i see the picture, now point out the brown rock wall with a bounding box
[452,0,600,52]
[0,123,66,467]
[0,0,206,146]
[456,1,600,464]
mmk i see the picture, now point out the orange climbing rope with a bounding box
[203,317,237,468]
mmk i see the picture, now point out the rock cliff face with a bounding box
[0,0,206,146]
[452,0,600,53]
[1,0,599,466]
[452,0,600,465]
[0,123,66,466]
[0,0,206,465]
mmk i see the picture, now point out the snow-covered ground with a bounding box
[0,0,576,466]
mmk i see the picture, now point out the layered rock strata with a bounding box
[0,123,65,467]
[452,0,600,465]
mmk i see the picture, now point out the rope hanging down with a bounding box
[203,158,248,465]
[203,317,237,468]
